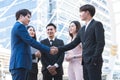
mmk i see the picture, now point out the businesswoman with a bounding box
[26,25,41,80]
[65,21,83,80]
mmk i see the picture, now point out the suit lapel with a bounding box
[85,19,94,33]
[46,39,51,46]
[52,38,57,46]
[84,19,94,37]
[82,19,95,43]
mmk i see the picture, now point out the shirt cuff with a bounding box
[54,63,59,68]
[47,65,52,69]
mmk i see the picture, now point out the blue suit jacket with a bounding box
[9,22,50,70]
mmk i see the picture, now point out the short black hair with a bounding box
[80,4,95,17]
[15,9,31,20]
[46,23,56,29]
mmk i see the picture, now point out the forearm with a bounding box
[73,54,82,58]
[58,37,80,52]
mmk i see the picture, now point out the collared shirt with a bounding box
[48,37,55,46]
[85,18,93,31]
[17,20,27,27]
[17,20,23,24]
[48,37,55,42]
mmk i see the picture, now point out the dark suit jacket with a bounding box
[9,22,50,70]
[59,19,105,63]
[41,38,65,75]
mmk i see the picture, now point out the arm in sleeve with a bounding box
[94,21,105,58]
[55,40,65,67]
[16,25,50,54]
[41,54,51,68]
[58,30,81,52]
[40,40,51,68]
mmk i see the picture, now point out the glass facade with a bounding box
[0,0,39,49]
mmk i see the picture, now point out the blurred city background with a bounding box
[0,0,120,80]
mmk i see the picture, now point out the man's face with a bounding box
[20,14,31,25]
[80,11,89,21]
[46,26,56,38]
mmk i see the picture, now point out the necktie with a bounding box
[50,40,53,46]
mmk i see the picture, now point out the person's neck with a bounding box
[17,20,26,26]
[17,20,22,23]
[49,36,54,40]
[85,17,92,24]
[72,33,77,39]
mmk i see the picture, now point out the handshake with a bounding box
[50,46,58,55]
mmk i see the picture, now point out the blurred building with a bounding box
[0,0,119,80]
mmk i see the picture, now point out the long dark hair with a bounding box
[27,25,37,40]
[69,21,81,39]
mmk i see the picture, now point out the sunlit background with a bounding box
[0,0,120,80]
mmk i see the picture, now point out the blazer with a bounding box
[9,22,50,70]
[59,19,105,63]
[40,38,65,75]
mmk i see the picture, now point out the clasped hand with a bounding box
[50,46,58,55]
[48,66,57,75]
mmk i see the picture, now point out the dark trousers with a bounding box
[26,63,38,80]
[42,70,63,80]
[27,71,37,80]
[83,61,103,80]
[10,68,28,80]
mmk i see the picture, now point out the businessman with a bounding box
[40,23,65,80]
[52,4,105,80]
[9,9,54,80]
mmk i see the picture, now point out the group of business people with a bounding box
[26,23,65,80]
[9,4,105,80]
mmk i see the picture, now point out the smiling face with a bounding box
[27,27,35,38]
[69,22,77,35]
[46,25,56,39]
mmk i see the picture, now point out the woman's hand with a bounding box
[35,51,41,58]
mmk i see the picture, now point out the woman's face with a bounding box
[27,27,35,37]
[69,22,77,35]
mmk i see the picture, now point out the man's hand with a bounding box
[48,66,57,75]
[50,46,59,55]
